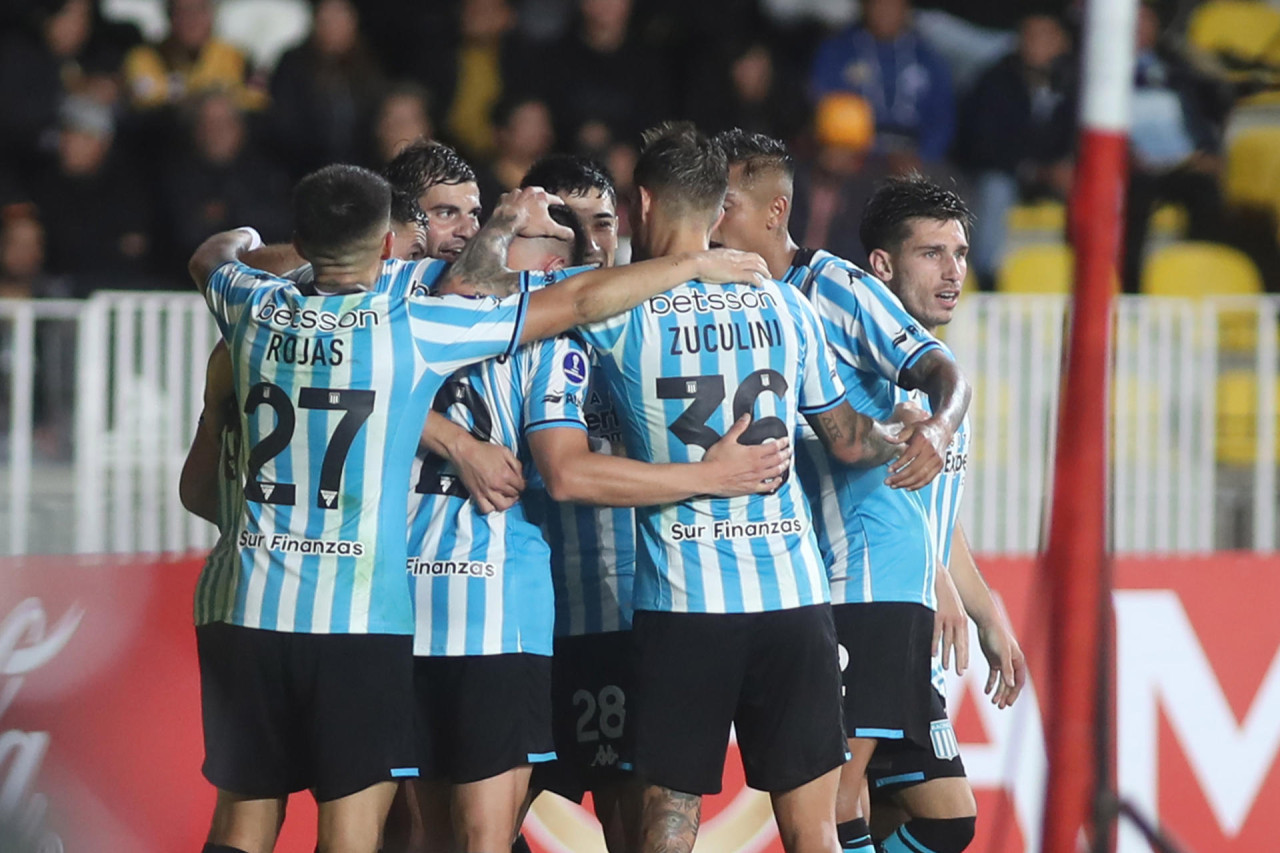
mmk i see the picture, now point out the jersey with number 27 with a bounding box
[195,261,528,636]
[578,279,846,615]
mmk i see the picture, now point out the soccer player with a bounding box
[405,205,791,853]
[575,122,912,853]
[521,154,620,268]
[186,164,769,853]
[383,139,483,262]
[859,175,1027,853]
[712,130,972,853]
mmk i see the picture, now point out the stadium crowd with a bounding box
[0,0,1272,300]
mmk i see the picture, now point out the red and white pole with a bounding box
[1039,1,1137,852]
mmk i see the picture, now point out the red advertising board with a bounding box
[1,553,1276,852]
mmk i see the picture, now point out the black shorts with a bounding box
[867,689,967,801]
[631,605,847,796]
[414,653,554,784]
[533,631,635,803]
[835,601,937,749]
[197,622,417,802]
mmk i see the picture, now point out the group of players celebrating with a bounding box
[181,120,1027,853]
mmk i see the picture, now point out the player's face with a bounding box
[420,182,482,263]
[390,219,428,261]
[563,189,617,267]
[885,218,968,331]
[712,163,772,255]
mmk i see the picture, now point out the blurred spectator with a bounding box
[956,13,1075,285]
[123,0,262,111]
[440,0,526,162]
[268,0,384,178]
[160,92,290,273]
[476,96,555,212]
[789,93,889,262]
[1122,0,1231,291]
[809,0,955,171]
[0,213,70,299]
[0,0,140,169]
[685,40,809,141]
[532,0,670,153]
[30,96,154,295]
[368,83,434,170]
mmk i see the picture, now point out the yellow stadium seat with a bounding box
[1216,370,1280,465]
[1150,204,1188,239]
[1224,126,1280,210]
[1142,242,1264,351]
[1188,0,1280,64]
[1141,242,1263,298]
[1007,202,1066,235]
[996,244,1074,294]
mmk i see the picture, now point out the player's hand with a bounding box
[890,401,928,427]
[451,439,526,514]
[884,417,949,490]
[977,620,1027,709]
[495,186,576,243]
[933,566,969,675]
[692,248,771,288]
[701,414,792,496]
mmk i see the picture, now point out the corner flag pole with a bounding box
[1039,1,1137,852]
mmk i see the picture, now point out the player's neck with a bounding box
[310,261,377,295]
[769,233,801,281]
[645,223,709,264]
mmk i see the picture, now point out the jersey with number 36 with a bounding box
[578,279,845,615]
[196,261,529,636]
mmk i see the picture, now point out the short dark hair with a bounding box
[389,188,425,227]
[548,203,588,267]
[521,154,617,204]
[293,164,391,257]
[634,122,727,220]
[859,173,974,255]
[382,140,475,200]
[714,128,796,181]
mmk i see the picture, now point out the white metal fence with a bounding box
[0,292,1277,556]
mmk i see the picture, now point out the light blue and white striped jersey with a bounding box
[893,389,971,571]
[524,353,638,637]
[407,333,588,657]
[578,279,846,615]
[786,249,949,608]
[197,261,529,635]
[517,268,637,637]
[194,413,247,625]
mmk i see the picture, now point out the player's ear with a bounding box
[868,247,894,282]
[707,207,725,239]
[380,230,394,260]
[769,194,789,230]
[638,186,653,224]
[544,254,568,273]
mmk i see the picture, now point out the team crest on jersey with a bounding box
[930,718,960,761]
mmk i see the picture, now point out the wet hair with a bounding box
[859,173,974,254]
[633,121,727,220]
[521,154,616,204]
[293,164,390,257]
[382,139,475,199]
[389,188,425,227]
[713,128,796,182]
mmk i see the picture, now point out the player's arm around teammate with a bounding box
[181,341,235,524]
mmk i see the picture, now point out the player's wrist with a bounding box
[234,226,263,252]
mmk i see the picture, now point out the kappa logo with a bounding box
[591,744,620,768]
[892,324,920,348]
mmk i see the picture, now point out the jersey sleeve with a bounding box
[204,261,282,335]
[520,264,594,293]
[575,303,635,356]
[522,335,590,435]
[408,291,529,377]
[793,294,847,416]
[810,261,945,384]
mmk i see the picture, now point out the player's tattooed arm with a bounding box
[640,786,701,853]
[805,401,906,469]
[442,187,576,297]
